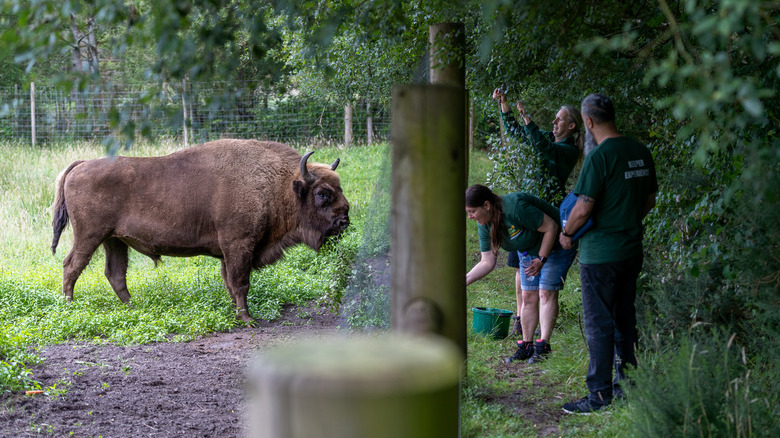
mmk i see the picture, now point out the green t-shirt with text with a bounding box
[574,136,658,264]
[478,192,560,256]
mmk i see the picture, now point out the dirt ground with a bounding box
[0,303,342,438]
[1,301,563,438]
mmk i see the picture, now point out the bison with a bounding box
[51,139,350,323]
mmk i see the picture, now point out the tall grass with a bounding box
[0,140,386,391]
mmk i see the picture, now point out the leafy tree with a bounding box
[0,0,288,148]
[273,0,425,144]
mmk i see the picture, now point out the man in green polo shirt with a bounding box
[558,93,657,414]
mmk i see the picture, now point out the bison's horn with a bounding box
[300,151,317,183]
[330,158,340,171]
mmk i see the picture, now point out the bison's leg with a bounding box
[62,247,100,302]
[63,227,109,301]
[103,238,131,303]
[222,247,254,324]
[219,259,238,306]
[62,251,91,301]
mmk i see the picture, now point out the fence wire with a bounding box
[0,82,390,146]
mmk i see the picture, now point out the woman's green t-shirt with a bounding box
[477,192,560,255]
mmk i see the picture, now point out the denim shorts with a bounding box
[517,247,578,291]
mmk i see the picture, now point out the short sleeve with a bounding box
[478,223,492,252]
[574,151,604,200]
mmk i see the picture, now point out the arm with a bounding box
[523,122,579,165]
[559,195,596,249]
[516,101,579,167]
[492,89,529,141]
[466,250,497,286]
[500,111,528,141]
[492,87,512,113]
[516,101,532,125]
[526,213,558,276]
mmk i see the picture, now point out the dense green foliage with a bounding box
[467,1,780,434]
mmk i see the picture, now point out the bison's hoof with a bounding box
[236,312,257,326]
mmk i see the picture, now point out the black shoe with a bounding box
[527,339,551,364]
[562,396,609,414]
[510,316,522,337]
[504,340,534,363]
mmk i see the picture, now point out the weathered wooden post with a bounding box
[391,85,467,356]
[391,23,467,356]
[430,22,471,202]
[248,335,462,438]
[182,78,189,148]
[428,23,465,87]
[30,82,36,146]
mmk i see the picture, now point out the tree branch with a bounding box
[657,0,694,64]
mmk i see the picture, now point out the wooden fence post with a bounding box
[391,84,467,357]
[429,22,470,201]
[182,79,189,148]
[428,23,465,87]
[248,335,462,438]
[366,100,373,145]
[344,103,353,147]
[30,82,36,146]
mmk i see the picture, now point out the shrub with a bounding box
[628,331,779,437]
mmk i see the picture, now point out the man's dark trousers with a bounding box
[580,253,643,401]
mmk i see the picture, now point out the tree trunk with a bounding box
[69,13,100,76]
[70,14,85,73]
[86,17,100,76]
[469,96,475,150]
[344,103,353,147]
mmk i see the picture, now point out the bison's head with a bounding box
[292,151,350,249]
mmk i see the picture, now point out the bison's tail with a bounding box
[51,161,84,255]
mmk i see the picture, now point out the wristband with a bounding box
[562,229,574,238]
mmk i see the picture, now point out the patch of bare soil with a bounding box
[491,360,566,436]
[0,303,341,438]
[1,299,566,437]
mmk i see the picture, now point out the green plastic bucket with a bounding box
[471,307,514,339]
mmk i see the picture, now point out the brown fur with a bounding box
[51,140,350,322]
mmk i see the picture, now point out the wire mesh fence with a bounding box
[0,81,391,146]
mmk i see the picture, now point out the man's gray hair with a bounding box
[581,93,615,124]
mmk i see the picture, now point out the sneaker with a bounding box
[527,339,552,364]
[562,396,609,414]
[510,316,522,337]
[504,340,534,363]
